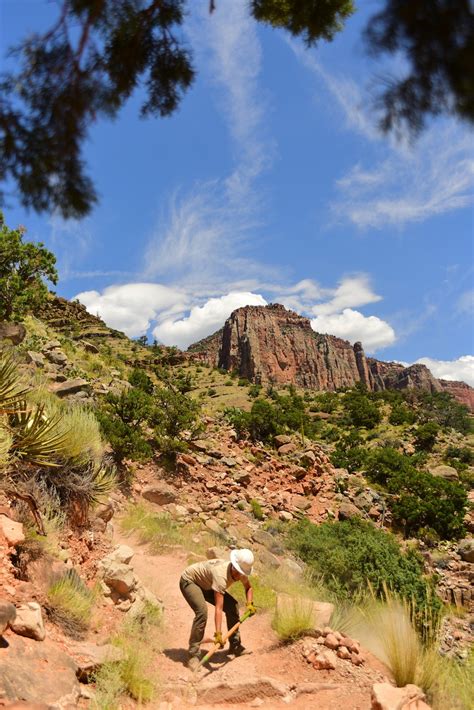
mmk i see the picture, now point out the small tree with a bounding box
[0,212,57,321]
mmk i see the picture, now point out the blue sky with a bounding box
[2,1,474,385]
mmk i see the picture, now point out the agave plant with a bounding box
[0,349,115,532]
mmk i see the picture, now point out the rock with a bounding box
[222,456,237,467]
[25,351,45,367]
[102,563,137,596]
[142,482,177,505]
[0,633,80,706]
[337,646,351,660]
[67,641,126,681]
[205,519,227,538]
[9,602,45,641]
[324,633,339,650]
[312,650,337,670]
[102,545,135,566]
[129,584,164,621]
[278,443,296,455]
[252,529,284,554]
[43,339,62,350]
[45,349,68,366]
[457,538,474,563]
[279,511,293,522]
[259,549,280,569]
[91,517,106,532]
[195,678,287,704]
[300,450,316,467]
[232,470,251,485]
[292,495,312,512]
[49,378,90,397]
[206,547,228,560]
[80,339,99,353]
[0,515,25,547]
[0,599,16,634]
[95,501,115,523]
[371,683,429,710]
[274,435,293,447]
[0,322,26,344]
[428,464,459,481]
[278,557,303,580]
[338,501,361,521]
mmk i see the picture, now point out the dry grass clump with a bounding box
[120,502,182,552]
[92,611,162,708]
[46,571,96,637]
[271,595,316,642]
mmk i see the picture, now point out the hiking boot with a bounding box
[228,643,247,656]
[187,656,201,671]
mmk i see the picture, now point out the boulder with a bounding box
[205,519,228,538]
[371,683,429,710]
[206,547,228,560]
[0,634,80,706]
[129,584,164,621]
[0,322,26,344]
[66,641,125,681]
[232,470,251,485]
[101,545,134,567]
[25,351,45,367]
[80,340,99,353]
[0,599,16,635]
[9,602,45,641]
[102,563,137,596]
[50,378,90,397]
[279,511,294,522]
[457,538,474,563]
[278,557,304,580]
[142,482,177,505]
[428,465,459,481]
[274,435,293,447]
[0,515,25,547]
[45,349,68,366]
[278,443,296,455]
[312,650,337,670]
[300,450,316,467]
[338,501,361,521]
[252,529,284,554]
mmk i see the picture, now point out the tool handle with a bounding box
[197,609,252,668]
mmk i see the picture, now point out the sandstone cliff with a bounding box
[189,304,473,408]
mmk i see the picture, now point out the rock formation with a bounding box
[189,304,473,408]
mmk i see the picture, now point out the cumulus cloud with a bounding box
[311,308,396,352]
[75,283,187,337]
[153,291,267,349]
[414,356,474,387]
[310,275,382,316]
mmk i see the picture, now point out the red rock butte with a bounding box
[188,304,474,410]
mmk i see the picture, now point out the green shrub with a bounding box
[152,385,202,455]
[248,384,262,398]
[415,391,471,434]
[330,430,367,472]
[250,498,264,520]
[389,404,417,425]
[207,387,217,396]
[311,392,339,413]
[288,517,442,640]
[96,410,152,464]
[128,368,153,394]
[343,390,382,429]
[414,422,440,451]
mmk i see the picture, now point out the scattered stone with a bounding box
[312,650,337,670]
[102,545,135,566]
[324,633,340,650]
[25,351,45,367]
[0,515,25,547]
[222,456,237,467]
[338,501,361,521]
[278,443,296,455]
[50,378,90,397]
[196,677,287,704]
[80,340,99,353]
[278,557,303,580]
[457,538,474,563]
[102,563,137,596]
[300,450,316,467]
[279,511,293,522]
[0,321,26,344]
[0,598,16,634]
[45,349,68,366]
[67,641,125,682]
[205,519,227,538]
[371,683,429,710]
[206,546,228,560]
[428,465,459,481]
[142,482,177,505]
[232,470,251,485]
[274,435,293,447]
[129,585,164,621]
[252,529,284,554]
[9,602,45,641]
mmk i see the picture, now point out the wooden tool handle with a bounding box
[197,608,252,668]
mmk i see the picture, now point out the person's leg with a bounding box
[180,578,208,660]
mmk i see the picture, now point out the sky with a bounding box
[2,1,474,386]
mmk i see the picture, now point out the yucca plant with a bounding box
[0,351,29,410]
[9,401,69,466]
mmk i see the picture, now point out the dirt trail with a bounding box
[114,530,386,709]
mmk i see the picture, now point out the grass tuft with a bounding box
[271,595,316,642]
[120,502,182,553]
[46,572,96,637]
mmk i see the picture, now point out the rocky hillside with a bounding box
[188,304,474,410]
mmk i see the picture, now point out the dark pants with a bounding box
[179,577,241,658]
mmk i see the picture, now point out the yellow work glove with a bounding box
[213,631,224,648]
[246,602,257,616]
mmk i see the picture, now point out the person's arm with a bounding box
[214,591,224,636]
[243,578,253,605]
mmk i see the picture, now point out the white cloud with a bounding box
[288,41,474,229]
[457,289,474,315]
[153,291,267,349]
[311,308,396,352]
[311,275,382,316]
[414,356,474,387]
[75,283,187,337]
